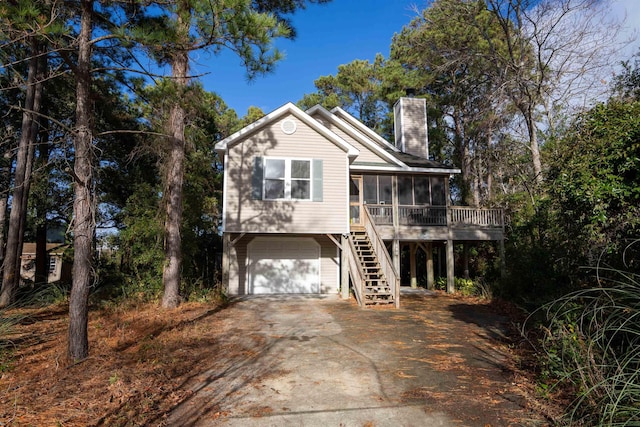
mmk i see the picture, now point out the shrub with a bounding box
[434,276,491,298]
[531,266,640,425]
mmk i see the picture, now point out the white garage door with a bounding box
[248,237,320,294]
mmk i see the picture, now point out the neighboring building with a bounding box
[215,97,504,307]
[20,243,69,284]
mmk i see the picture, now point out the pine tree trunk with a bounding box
[0,139,12,269]
[161,48,188,309]
[453,114,473,206]
[68,0,94,361]
[35,119,50,286]
[161,3,190,309]
[15,112,38,281]
[0,39,40,307]
[472,152,481,208]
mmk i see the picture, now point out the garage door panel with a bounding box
[248,238,320,294]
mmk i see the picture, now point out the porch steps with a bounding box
[350,231,395,306]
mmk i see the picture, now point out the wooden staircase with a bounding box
[350,230,395,306]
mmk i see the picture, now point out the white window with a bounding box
[48,256,57,274]
[264,158,311,200]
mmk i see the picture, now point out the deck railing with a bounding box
[399,206,447,226]
[346,237,365,307]
[448,207,504,227]
[365,204,393,225]
[365,205,504,228]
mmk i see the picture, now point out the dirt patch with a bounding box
[0,293,561,426]
[0,300,238,426]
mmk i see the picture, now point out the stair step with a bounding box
[364,294,393,301]
[364,300,394,306]
[350,231,395,307]
[365,285,391,291]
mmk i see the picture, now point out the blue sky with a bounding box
[192,0,639,117]
[193,1,423,115]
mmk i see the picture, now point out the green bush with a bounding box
[182,278,227,303]
[434,276,491,298]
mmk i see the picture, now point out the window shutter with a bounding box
[252,157,264,200]
[312,159,323,202]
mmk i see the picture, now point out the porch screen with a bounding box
[431,176,446,206]
[398,176,411,204]
[399,175,432,205]
[414,176,430,204]
[363,175,391,204]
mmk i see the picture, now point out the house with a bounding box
[20,243,70,284]
[214,97,504,307]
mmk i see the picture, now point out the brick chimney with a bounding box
[393,96,428,159]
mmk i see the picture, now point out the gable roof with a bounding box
[215,102,359,158]
[305,104,405,168]
[328,107,459,174]
[215,101,460,174]
[22,243,67,255]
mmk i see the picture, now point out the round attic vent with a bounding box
[281,118,297,135]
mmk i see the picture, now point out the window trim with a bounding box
[263,157,313,201]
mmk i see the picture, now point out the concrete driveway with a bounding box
[165,290,548,426]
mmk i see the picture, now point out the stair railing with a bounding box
[363,206,400,308]
[346,236,366,307]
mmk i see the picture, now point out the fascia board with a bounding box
[350,164,461,174]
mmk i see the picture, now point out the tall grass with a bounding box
[532,266,640,426]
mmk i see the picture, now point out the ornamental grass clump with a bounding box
[533,267,640,426]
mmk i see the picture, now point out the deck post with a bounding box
[222,233,231,293]
[392,239,400,284]
[463,241,470,279]
[410,243,417,288]
[426,242,434,290]
[446,239,455,293]
[499,237,506,279]
[341,233,350,300]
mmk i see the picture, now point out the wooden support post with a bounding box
[499,237,506,279]
[410,243,417,288]
[426,242,434,290]
[341,234,350,300]
[463,241,470,279]
[393,239,400,284]
[446,239,455,293]
[222,233,231,293]
[437,244,442,278]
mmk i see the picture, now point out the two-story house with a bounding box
[215,97,504,307]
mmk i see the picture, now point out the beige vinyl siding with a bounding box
[226,234,340,295]
[225,114,349,233]
[318,235,339,294]
[312,115,394,166]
